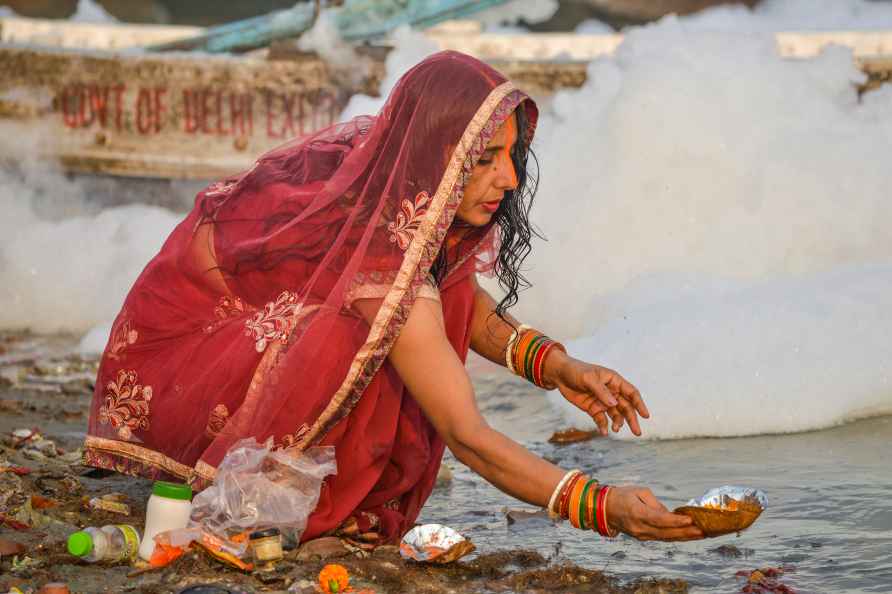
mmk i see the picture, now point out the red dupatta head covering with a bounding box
[85,51,537,541]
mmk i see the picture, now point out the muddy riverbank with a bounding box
[0,331,688,594]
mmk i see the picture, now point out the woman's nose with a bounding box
[495,154,518,190]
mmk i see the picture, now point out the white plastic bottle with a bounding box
[138,480,193,561]
[67,524,140,563]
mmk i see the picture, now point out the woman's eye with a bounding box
[477,157,493,165]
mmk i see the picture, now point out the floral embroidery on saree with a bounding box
[245,291,302,352]
[107,317,138,361]
[99,369,153,441]
[388,190,431,250]
[204,179,237,198]
[204,295,253,334]
[205,404,230,438]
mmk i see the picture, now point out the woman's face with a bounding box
[454,113,518,227]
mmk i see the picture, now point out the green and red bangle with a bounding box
[578,479,596,530]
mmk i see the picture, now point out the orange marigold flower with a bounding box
[319,563,350,593]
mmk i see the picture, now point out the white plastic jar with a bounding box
[138,480,193,561]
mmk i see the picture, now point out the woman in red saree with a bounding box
[85,51,702,544]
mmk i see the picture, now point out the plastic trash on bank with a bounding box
[399,524,475,563]
[162,437,336,559]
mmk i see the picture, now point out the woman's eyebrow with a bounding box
[485,140,518,152]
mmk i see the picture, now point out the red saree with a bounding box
[84,51,538,543]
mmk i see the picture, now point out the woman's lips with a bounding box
[481,200,501,213]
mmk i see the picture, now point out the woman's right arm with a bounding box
[386,297,704,541]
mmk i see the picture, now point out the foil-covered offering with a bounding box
[675,486,767,537]
[399,524,476,564]
[686,486,768,511]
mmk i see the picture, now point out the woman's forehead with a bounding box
[486,113,517,148]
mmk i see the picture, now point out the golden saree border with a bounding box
[194,460,217,482]
[299,81,520,449]
[347,281,441,304]
[84,435,194,479]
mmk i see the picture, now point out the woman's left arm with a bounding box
[468,275,650,436]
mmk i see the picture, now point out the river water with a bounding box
[420,360,892,593]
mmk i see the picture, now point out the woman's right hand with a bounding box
[606,486,705,541]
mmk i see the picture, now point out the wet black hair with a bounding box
[430,104,541,320]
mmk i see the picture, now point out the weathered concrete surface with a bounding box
[0,45,379,179]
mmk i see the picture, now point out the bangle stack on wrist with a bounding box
[547,469,618,537]
[505,325,566,389]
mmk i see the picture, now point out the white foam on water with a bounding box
[0,162,179,335]
[517,24,892,338]
[500,15,892,438]
[573,0,892,33]
[546,265,892,439]
[71,0,117,24]
[475,0,559,29]
[339,25,440,120]
[575,19,614,35]
[668,0,892,32]
[77,320,113,354]
[297,10,375,87]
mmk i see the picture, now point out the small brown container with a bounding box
[250,527,284,571]
[674,501,763,537]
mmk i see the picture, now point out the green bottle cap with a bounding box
[152,480,192,501]
[67,531,93,557]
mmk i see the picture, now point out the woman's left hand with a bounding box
[542,351,650,436]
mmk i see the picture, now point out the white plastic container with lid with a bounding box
[138,480,193,561]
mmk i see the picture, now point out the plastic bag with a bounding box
[186,437,336,556]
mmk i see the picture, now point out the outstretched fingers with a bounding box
[638,526,705,541]
[601,371,648,435]
[560,366,651,437]
[586,394,624,436]
[608,408,625,433]
[609,373,649,418]
[562,391,609,435]
[640,507,704,540]
[582,373,618,410]
[615,398,641,435]
[644,508,694,529]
